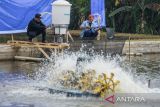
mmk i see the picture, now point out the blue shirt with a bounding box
[80,20,99,37]
[80,20,99,29]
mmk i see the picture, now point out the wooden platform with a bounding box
[7,40,69,49]
[14,56,44,62]
[7,40,70,60]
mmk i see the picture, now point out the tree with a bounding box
[108,0,160,34]
[68,0,90,29]
[67,0,160,34]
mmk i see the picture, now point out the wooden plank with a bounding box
[7,40,69,49]
[8,40,69,46]
[7,40,69,60]
[11,34,14,42]
[14,56,44,62]
[67,31,74,42]
[8,43,68,49]
[9,44,60,49]
[37,47,50,60]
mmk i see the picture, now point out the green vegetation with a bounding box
[68,0,160,35]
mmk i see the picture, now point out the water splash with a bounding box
[35,49,160,93]
[1,49,160,106]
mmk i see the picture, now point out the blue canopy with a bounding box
[91,0,106,27]
[0,0,54,34]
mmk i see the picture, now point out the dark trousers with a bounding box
[27,30,46,42]
[83,30,98,38]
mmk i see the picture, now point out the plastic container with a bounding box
[51,0,72,25]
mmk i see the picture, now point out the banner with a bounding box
[0,0,54,34]
[91,0,106,27]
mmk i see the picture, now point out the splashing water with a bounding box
[1,49,160,106]
[35,50,160,93]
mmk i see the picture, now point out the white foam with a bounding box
[36,50,160,93]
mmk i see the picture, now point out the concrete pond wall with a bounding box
[122,41,160,55]
[0,40,160,60]
[0,45,15,60]
[0,45,41,61]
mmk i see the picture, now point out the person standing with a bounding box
[27,13,46,43]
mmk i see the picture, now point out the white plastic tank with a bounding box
[51,0,72,25]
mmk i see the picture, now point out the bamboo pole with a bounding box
[7,40,69,60]
[129,36,131,62]
[14,56,44,62]
[67,31,74,42]
[11,34,14,42]
[37,47,50,60]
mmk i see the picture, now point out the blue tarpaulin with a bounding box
[0,0,54,34]
[91,0,106,27]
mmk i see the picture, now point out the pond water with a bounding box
[0,52,160,107]
[123,54,160,88]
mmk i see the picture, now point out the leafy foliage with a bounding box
[68,0,160,34]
